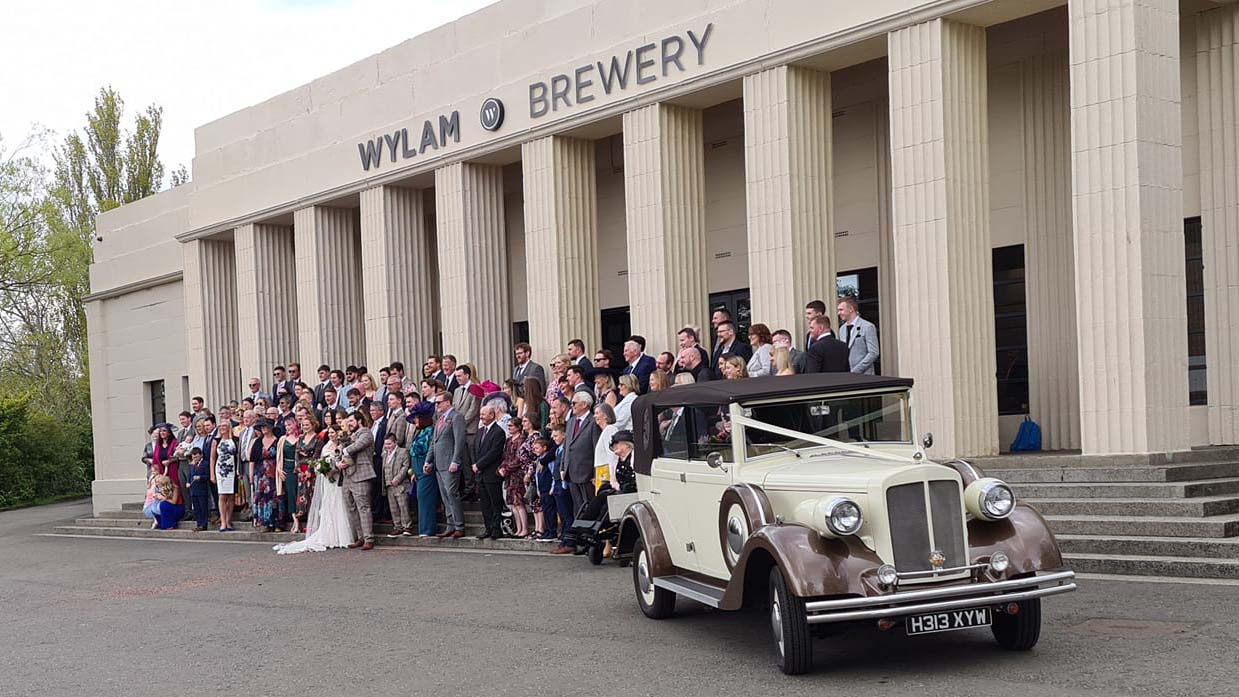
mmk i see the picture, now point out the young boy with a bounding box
[548,426,577,554]
[532,437,556,541]
[188,447,211,532]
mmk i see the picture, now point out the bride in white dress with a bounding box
[274,428,354,555]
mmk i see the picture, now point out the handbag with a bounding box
[523,480,538,506]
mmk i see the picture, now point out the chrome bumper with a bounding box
[803,570,1076,625]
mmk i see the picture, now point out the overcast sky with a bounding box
[0,0,496,181]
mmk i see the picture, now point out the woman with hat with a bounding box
[574,429,637,558]
[406,401,439,537]
[249,417,280,532]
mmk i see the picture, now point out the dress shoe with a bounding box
[549,545,575,555]
[347,540,364,549]
[361,541,374,551]
[475,532,492,540]
[449,530,465,539]
[401,530,413,536]
[434,530,451,538]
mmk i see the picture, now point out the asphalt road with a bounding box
[2,500,1236,697]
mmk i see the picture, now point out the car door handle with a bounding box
[650,489,662,495]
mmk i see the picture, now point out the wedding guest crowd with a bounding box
[139,297,878,555]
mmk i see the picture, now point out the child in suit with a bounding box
[533,437,556,541]
[188,448,212,531]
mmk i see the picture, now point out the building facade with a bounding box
[87,0,1239,513]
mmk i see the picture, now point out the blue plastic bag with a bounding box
[1010,416,1042,452]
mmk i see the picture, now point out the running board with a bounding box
[653,575,726,608]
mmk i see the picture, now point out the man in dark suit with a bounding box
[566,339,592,369]
[675,347,713,383]
[803,300,828,352]
[426,354,448,386]
[270,365,296,406]
[441,355,460,394]
[620,340,657,393]
[312,364,332,409]
[710,320,752,378]
[471,405,508,539]
[564,392,600,541]
[368,401,390,523]
[805,316,851,373]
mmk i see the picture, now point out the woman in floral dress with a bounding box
[292,409,322,533]
[517,414,544,538]
[498,419,528,538]
[249,419,280,532]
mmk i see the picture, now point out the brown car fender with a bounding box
[717,524,884,610]
[616,500,674,578]
[967,503,1066,575]
[717,484,776,573]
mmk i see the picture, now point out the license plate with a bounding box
[906,607,992,636]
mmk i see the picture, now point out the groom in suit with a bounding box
[338,411,376,550]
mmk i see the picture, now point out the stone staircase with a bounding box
[983,451,1239,580]
[51,502,560,554]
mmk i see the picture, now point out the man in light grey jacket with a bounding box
[338,411,376,550]
[425,391,467,538]
[837,296,880,375]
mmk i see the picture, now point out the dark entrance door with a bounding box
[836,267,881,374]
[600,307,631,359]
[708,288,751,345]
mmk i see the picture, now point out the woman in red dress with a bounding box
[497,419,528,538]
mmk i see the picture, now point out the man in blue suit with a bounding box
[620,339,657,393]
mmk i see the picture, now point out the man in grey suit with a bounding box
[380,433,413,536]
[451,364,482,501]
[511,342,547,396]
[564,391,600,545]
[837,296,880,374]
[338,411,377,550]
[384,392,408,448]
[424,391,467,538]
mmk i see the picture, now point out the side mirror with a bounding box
[706,451,727,471]
[921,432,934,449]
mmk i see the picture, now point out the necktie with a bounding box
[845,324,853,344]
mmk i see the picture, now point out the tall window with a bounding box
[146,380,166,427]
[1185,217,1206,405]
[709,289,751,342]
[992,246,1029,415]
[512,321,530,345]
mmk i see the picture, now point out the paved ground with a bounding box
[3,500,1237,697]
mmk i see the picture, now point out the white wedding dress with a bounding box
[273,443,355,555]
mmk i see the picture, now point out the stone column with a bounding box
[1197,4,1239,446]
[434,162,510,380]
[293,206,365,371]
[360,185,437,372]
[875,96,899,375]
[234,223,298,384]
[622,103,708,355]
[888,18,998,459]
[1068,0,1189,454]
[1022,51,1081,451]
[521,136,602,366]
[182,238,240,407]
[743,66,835,336]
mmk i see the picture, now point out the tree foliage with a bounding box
[0,86,174,507]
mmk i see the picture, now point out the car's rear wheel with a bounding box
[768,566,812,675]
[992,598,1042,650]
[632,538,675,619]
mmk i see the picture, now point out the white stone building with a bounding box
[87,0,1239,513]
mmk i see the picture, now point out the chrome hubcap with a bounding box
[771,594,784,656]
[637,550,654,603]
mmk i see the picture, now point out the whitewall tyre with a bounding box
[633,538,675,619]
[769,566,812,675]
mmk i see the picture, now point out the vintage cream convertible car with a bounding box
[614,373,1076,674]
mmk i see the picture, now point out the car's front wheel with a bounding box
[632,538,675,619]
[992,598,1042,650]
[769,566,812,675]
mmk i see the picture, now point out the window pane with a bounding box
[657,407,690,459]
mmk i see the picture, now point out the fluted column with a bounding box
[1022,51,1080,451]
[1197,4,1239,446]
[434,162,510,380]
[234,223,298,384]
[360,185,437,372]
[293,206,365,371]
[888,18,998,459]
[622,103,707,355]
[743,66,834,336]
[521,136,601,366]
[1068,0,1189,454]
[875,96,898,375]
[182,238,240,407]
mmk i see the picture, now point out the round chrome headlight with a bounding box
[824,497,863,536]
[876,564,899,587]
[989,551,1010,574]
[964,478,1016,521]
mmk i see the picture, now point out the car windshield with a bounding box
[739,390,911,458]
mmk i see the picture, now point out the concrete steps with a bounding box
[984,454,1239,579]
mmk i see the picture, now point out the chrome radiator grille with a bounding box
[885,481,967,572]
